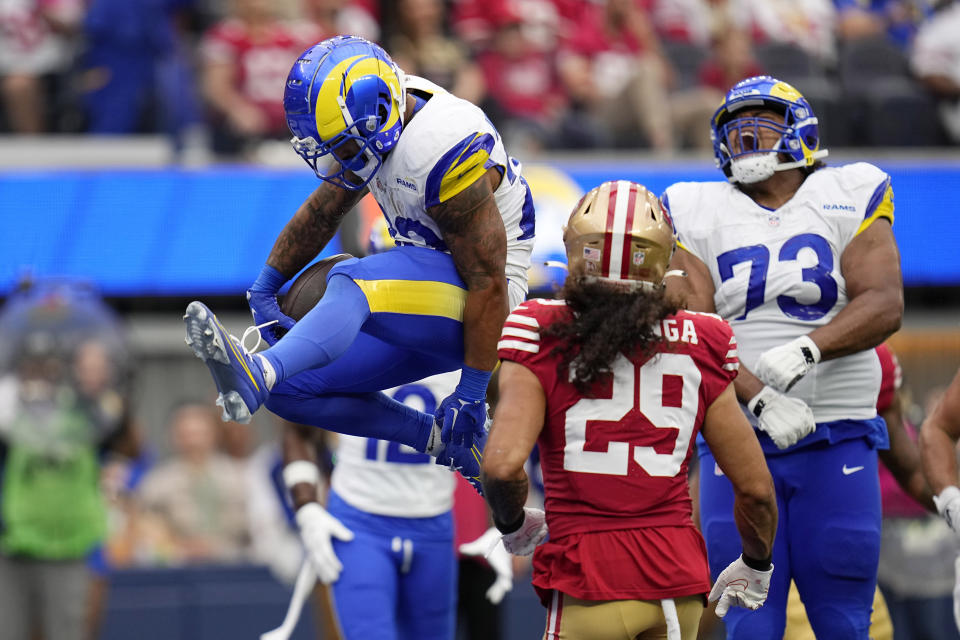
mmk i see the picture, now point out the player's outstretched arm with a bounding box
[482,361,549,555]
[702,383,777,565]
[811,219,903,361]
[920,369,960,530]
[428,168,508,445]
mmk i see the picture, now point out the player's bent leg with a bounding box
[260,274,370,384]
[265,335,485,491]
[790,438,881,640]
[541,592,703,640]
[183,301,269,423]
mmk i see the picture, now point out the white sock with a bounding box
[255,354,276,390]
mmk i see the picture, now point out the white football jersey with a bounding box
[664,162,895,423]
[330,370,457,517]
[367,75,535,286]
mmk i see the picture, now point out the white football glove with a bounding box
[501,507,549,556]
[295,502,355,584]
[753,335,821,393]
[748,386,816,450]
[708,555,773,619]
[935,486,960,537]
[459,527,514,604]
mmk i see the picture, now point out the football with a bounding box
[281,253,354,322]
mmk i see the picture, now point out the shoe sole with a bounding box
[183,301,254,424]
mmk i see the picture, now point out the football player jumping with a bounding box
[183,36,536,493]
[664,76,904,638]
[482,180,778,640]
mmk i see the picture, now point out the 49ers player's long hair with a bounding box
[545,180,679,394]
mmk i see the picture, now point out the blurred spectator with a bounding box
[220,418,255,465]
[200,0,321,157]
[450,0,573,54]
[911,0,960,142]
[835,0,934,48]
[557,0,716,150]
[136,402,251,564]
[387,0,484,105]
[81,0,201,137]
[301,0,378,43]
[0,280,130,640]
[741,0,836,64]
[476,8,599,152]
[652,0,753,48]
[0,0,83,133]
[698,29,764,93]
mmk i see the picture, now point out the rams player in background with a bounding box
[664,76,904,639]
[183,35,536,493]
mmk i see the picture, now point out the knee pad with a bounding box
[816,523,880,581]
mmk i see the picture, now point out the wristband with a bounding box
[457,365,493,402]
[283,460,320,490]
[741,553,772,572]
[252,264,288,293]
[747,387,771,418]
[494,512,525,535]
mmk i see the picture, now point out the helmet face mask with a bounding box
[284,35,406,190]
[711,76,828,184]
[562,180,676,291]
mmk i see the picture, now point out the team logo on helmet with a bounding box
[562,180,676,290]
[284,35,407,191]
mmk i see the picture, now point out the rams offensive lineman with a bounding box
[182,35,536,493]
[664,76,904,638]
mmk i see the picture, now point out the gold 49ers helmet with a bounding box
[563,180,676,289]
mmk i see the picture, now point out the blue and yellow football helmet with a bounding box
[284,35,406,190]
[710,75,828,184]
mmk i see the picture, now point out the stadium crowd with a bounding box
[1,0,958,153]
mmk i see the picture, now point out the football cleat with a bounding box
[435,419,488,496]
[183,301,269,424]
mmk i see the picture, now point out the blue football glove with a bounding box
[246,265,296,346]
[437,366,492,447]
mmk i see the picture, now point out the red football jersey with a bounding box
[498,298,739,600]
[201,19,324,134]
